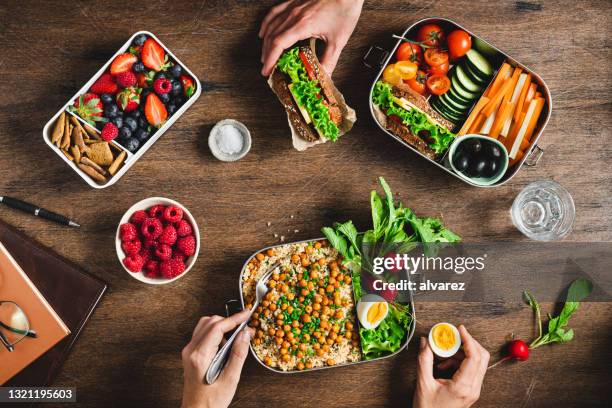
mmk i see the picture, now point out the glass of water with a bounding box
[511,180,575,241]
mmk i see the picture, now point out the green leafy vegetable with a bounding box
[372,80,456,154]
[277,47,340,141]
[360,303,412,359]
[524,278,593,349]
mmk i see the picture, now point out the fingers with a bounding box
[219,327,254,384]
[416,337,435,384]
[320,41,342,75]
[259,0,294,38]
[453,325,490,386]
[261,25,310,76]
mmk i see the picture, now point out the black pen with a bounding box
[0,196,80,227]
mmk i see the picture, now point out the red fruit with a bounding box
[163,205,183,223]
[144,260,159,277]
[130,210,148,225]
[120,223,138,242]
[72,93,104,127]
[177,235,196,257]
[507,339,530,361]
[155,244,173,260]
[159,225,178,246]
[153,78,172,95]
[90,74,118,94]
[116,86,141,112]
[143,239,158,251]
[101,123,119,141]
[176,219,193,237]
[160,258,186,279]
[144,93,168,127]
[141,217,163,239]
[136,73,149,88]
[116,71,137,88]
[380,287,398,302]
[123,253,144,272]
[110,53,137,75]
[149,205,166,218]
[139,248,153,264]
[172,251,186,262]
[122,239,141,255]
[141,38,166,71]
[180,75,195,98]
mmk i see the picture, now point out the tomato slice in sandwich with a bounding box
[299,51,316,80]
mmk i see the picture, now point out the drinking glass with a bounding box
[511,180,575,241]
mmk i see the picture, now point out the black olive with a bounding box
[453,152,469,172]
[482,160,499,178]
[466,157,487,177]
[484,142,502,159]
[463,139,482,154]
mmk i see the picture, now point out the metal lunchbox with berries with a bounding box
[42,31,201,188]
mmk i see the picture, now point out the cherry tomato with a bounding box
[382,64,403,86]
[395,60,418,80]
[426,75,451,95]
[424,48,449,67]
[429,60,449,75]
[396,42,422,64]
[447,30,472,60]
[417,24,445,47]
[405,70,427,95]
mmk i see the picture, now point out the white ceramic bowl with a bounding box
[116,197,200,284]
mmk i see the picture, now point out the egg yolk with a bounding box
[433,324,456,350]
[367,302,388,324]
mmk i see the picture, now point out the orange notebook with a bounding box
[0,242,70,384]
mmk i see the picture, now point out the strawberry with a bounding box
[116,71,136,88]
[116,87,141,112]
[180,75,195,98]
[70,93,104,126]
[144,93,167,127]
[141,38,170,71]
[101,123,118,141]
[90,74,118,94]
[110,53,137,75]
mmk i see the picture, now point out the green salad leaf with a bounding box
[372,80,456,154]
[360,303,412,359]
[277,47,339,141]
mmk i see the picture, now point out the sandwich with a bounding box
[371,80,456,160]
[268,40,355,151]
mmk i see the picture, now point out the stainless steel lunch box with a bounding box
[236,237,416,374]
[42,31,202,189]
[366,17,551,187]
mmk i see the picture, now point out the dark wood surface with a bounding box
[1,0,611,407]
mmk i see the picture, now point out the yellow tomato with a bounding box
[382,64,402,86]
[395,60,418,80]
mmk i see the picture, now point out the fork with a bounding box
[204,262,280,385]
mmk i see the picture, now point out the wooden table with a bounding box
[1,0,610,406]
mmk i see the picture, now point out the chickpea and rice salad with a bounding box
[242,240,362,371]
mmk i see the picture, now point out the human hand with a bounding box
[181,310,254,408]
[259,0,364,76]
[413,325,490,408]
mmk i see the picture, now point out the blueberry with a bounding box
[141,89,151,101]
[171,80,182,96]
[133,34,147,47]
[119,126,132,139]
[138,117,148,129]
[158,93,170,103]
[101,93,114,105]
[132,62,145,73]
[175,96,185,106]
[104,104,119,118]
[125,137,140,153]
[111,116,123,129]
[124,117,138,132]
[130,109,141,119]
[169,64,182,78]
[154,72,167,81]
[135,128,150,142]
[167,103,177,115]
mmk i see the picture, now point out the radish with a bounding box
[488,339,529,369]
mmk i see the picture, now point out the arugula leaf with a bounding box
[321,227,348,259]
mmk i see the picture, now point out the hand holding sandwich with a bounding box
[259,0,364,76]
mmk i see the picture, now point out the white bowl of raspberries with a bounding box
[116,197,200,284]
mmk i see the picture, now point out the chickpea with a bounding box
[297,362,305,371]
[256,253,265,261]
[345,322,354,331]
[333,324,340,333]
[299,279,308,288]
[345,331,353,339]
[322,306,331,315]
[257,330,264,338]
[300,253,307,261]
[326,337,334,345]
[318,288,325,296]
[313,303,321,311]
[291,254,300,264]
[329,332,338,340]
[313,343,321,350]
[268,280,277,288]
[286,332,295,341]
[267,249,275,257]
[316,349,324,357]
[272,272,280,281]
[318,336,326,344]
[306,246,314,254]
[265,293,273,301]
[322,297,330,306]
[245,303,253,310]
[334,298,342,307]
[302,314,311,323]
[311,270,319,280]
[279,273,287,281]
[282,285,289,294]
[270,303,277,311]
[335,336,343,344]
[282,354,290,363]
[283,324,291,332]
[322,345,330,352]
[263,309,271,318]
[315,242,322,249]
[305,305,313,313]
[330,261,338,270]
[282,341,291,349]
[313,331,321,339]
[307,282,315,291]
[298,296,305,302]
[299,343,308,351]
[276,329,284,338]
[317,258,325,266]
[280,348,288,355]
[250,319,259,327]
[301,259,311,267]
[256,306,263,313]
[275,337,283,346]
[320,321,329,330]
[276,319,284,327]
[262,300,270,307]
[281,303,288,311]
[334,281,340,289]
[312,311,320,318]
[331,270,339,278]
[305,361,313,369]
[303,333,311,342]
[264,356,273,366]
[301,288,309,297]
[344,275,352,284]
[334,310,344,319]
[326,285,334,293]
[287,305,294,313]
[321,314,329,322]
[318,279,325,287]
[287,293,295,301]
[342,299,349,306]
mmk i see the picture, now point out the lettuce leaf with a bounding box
[277,48,340,141]
[360,303,412,359]
[372,80,455,154]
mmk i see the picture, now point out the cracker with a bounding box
[108,151,126,176]
[51,112,65,145]
[78,163,106,183]
[70,145,81,163]
[86,142,113,166]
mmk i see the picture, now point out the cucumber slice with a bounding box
[464,61,490,86]
[451,75,479,99]
[473,37,499,58]
[431,99,458,122]
[455,65,483,93]
[439,94,468,116]
[465,49,493,77]
[447,87,472,105]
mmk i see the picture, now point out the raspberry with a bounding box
[122,239,142,255]
[160,258,186,279]
[139,248,153,263]
[159,225,177,246]
[149,205,166,218]
[163,205,183,223]
[141,217,163,239]
[155,243,173,260]
[177,235,196,257]
[123,254,144,272]
[144,260,159,278]
[153,78,172,95]
[130,210,148,225]
[120,223,138,242]
[116,71,137,88]
[172,251,186,262]
[101,123,118,141]
[176,219,193,237]
[143,239,158,251]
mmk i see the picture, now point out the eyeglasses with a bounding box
[0,301,37,352]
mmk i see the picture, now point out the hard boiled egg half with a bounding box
[428,322,461,358]
[356,294,389,330]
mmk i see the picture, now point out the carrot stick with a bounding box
[490,101,513,138]
[482,79,512,117]
[485,63,511,98]
[524,97,546,142]
[458,96,490,136]
[524,83,537,107]
[469,113,487,134]
[504,111,525,151]
[508,149,525,168]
